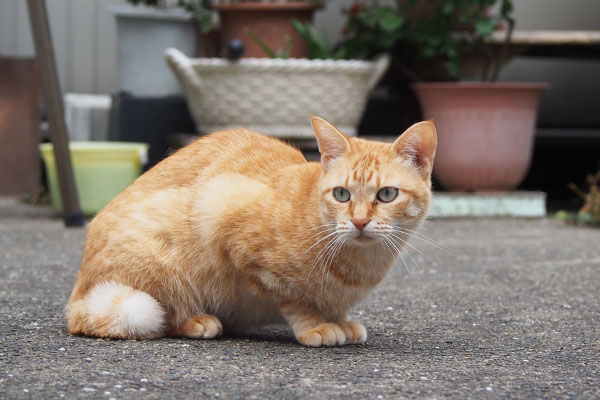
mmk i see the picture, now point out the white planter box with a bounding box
[110,5,197,96]
[64,93,112,141]
[165,48,389,138]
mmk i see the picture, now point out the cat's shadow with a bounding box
[222,327,376,352]
[224,326,297,345]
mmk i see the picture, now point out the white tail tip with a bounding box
[86,281,165,339]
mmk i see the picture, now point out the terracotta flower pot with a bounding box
[214,2,320,59]
[413,82,548,191]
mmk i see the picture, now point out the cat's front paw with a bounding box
[296,321,367,347]
[338,321,367,344]
[297,322,346,347]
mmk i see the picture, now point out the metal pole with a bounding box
[27,0,84,227]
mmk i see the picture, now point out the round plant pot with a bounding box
[165,48,389,138]
[413,82,548,191]
[214,2,320,58]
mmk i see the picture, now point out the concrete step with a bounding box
[430,191,547,218]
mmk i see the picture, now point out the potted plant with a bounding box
[213,0,323,58]
[112,0,320,95]
[339,0,548,191]
[128,0,324,58]
[165,15,390,139]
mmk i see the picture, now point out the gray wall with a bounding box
[498,0,600,127]
[0,0,121,94]
[509,0,600,30]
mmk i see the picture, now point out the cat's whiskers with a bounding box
[305,222,351,301]
[303,228,338,248]
[390,232,437,266]
[319,235,346,302]
[371,224,400,257]
[392,226,451,253]
[305,222,352,286]
[379,235,413,275]
[391,226,449,274]
[389,232,438,275]
[302,224,339,252]
[307,223,338,231]
[370,224,422,275]
[304,230,340,254]
[378,235,398,262]
[306,231,342,285]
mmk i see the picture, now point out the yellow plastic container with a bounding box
[39,142,149,216]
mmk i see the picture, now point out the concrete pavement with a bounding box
[0,197,598,399]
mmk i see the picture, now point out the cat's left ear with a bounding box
[311,116,351,170]
[392,120,437,179]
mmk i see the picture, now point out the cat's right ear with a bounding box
[311,116,351,170]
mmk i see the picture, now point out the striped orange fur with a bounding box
[66,116,437,347]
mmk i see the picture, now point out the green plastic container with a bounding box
[39,142,149,216]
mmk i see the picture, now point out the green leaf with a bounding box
[441,2,455,15]
[577,212,595,224]
[357,9,378,28]
[278,35,293,59]
[292,19,307,37]
[293,19,335,59]
[379,34,399,49]
[306,24,330,58]
[421,46,436,59]
[376,9,406,32]
[475,18,496,37]
[244,28,278,58]
[443,59,461,78]
[426,34,443,47]
[444,43,458,58]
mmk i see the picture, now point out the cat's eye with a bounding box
[377,187,398,203]
[333,187,351,202]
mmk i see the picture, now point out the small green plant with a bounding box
[246,8,407,61]
[243,28,293,58]
[126,0,324,35]
[179,0,215,34]
[245,20,345,60]
[126,0,215,33]
[291,20,346,59]
[335,3,407,60]
[336,0,515,80]
[557,170,600,226]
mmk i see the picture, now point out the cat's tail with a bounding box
[66,281,166,339]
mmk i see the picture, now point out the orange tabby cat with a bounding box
[66,116,437,347]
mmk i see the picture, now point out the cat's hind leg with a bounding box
[168,314,223,339]
[66,281,166,339]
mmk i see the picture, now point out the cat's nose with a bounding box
[352,218,371,231]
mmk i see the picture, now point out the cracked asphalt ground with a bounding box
[0,197,599,399]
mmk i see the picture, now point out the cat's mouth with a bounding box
[351,232,377,245]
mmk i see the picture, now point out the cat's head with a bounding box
[312,116,437,247]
